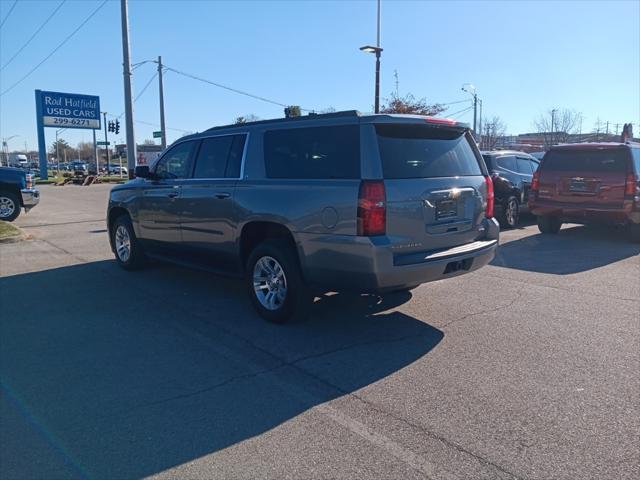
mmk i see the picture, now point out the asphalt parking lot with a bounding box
[1,184,638,480]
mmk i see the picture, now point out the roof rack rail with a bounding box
[205,110,362,132]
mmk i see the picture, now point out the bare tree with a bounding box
[534,109,582,148]
[481,116,507,150]
[76,142,94,161]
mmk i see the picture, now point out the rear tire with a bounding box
[498,196,520,228]
[111,214,145,270]
[246,239,311,324]
[537,215,562,234]
[0,191,20,222]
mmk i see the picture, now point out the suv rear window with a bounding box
[543,148,629,172]
[376,124,482,179]
[264,125,360,179]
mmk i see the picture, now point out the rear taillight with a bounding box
[624,172,639,197]
[357,180,386,236]
[485,175,494,219]
[25,174,34,189]
[531,171,540,192]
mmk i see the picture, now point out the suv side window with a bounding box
[530,160,540,173]
[154,141,196,179]
[496,155,517,172]
[264,125,360,179]
[516,157,533,175]
[632,148,640,174]
[192,135,246,179]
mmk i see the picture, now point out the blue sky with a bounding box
[1,0,638,153]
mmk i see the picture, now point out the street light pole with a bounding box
[158,55,167,150]
[360,0,382,113]
[461,84,479,137]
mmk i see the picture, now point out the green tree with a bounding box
[284,105,301,118]
[380,93,446,116]
[234,114,260,124]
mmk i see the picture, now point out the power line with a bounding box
[134,71,158,102]
[449,106,474,119]
[135,119,191,134]
[0,0,18,29]
[1,0,67,71]
[163,64,312,111]
[0,0,108,97]
[441,99,471,106]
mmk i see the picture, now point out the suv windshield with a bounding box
[543,148,629,172]
[376,124,482,179]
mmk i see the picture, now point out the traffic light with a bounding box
[108,121,115,133]
[114,120,120,135]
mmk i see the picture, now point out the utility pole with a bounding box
[55,130,60,171]
[158,55,167,150]
[606,121,609,136]
[478,99,483,148]
[121,0,137,178]
[374,0,381,114]
[103,112,110,172]
[394,69,399,97]
[93,128,98,175]
[551,109,557,147]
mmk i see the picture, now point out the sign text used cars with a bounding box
[39,91,101,129]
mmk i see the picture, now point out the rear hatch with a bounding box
[538,146,630,208]
[375,123,488,254]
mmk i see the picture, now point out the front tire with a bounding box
[246,239,311,324]
[111,215,145,269]
[499,196,520,228]
[0,191,20,222]
[537,215,562,234]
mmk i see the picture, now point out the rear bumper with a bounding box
[529,199,640,225]
[20,188,40,210]
[298,218,500,293]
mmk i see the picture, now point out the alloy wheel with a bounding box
[0,196,16,219]
[253,256,288,311]
[115,225,131,262]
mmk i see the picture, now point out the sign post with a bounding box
[35,90,101,180]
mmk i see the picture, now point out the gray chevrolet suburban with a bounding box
[107,111,499,322]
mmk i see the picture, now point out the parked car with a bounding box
[0,167,40,221]
[69,162,88,176]
[529,142,640,241]
[481,150,540,228]
[529,151,545,161]
[107,165,128,175]
[107,111,499,322]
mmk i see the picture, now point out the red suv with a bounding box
[529,142,640,241]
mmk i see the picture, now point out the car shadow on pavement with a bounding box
[0,261,442,479]
[491,224,640,274]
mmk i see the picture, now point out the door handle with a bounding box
[214,192,230,199]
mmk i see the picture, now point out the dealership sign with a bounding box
[38,90,101,129]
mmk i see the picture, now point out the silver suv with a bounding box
[108,111,499,322]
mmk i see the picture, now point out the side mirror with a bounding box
[135,165,151,178]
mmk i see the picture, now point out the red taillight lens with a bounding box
[531,171,540,192]
[357,180,386,236]
[25,174,34,189]
[485,175,494,219]
[624,172,638,197]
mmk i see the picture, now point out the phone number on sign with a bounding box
[43,117,99,128]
